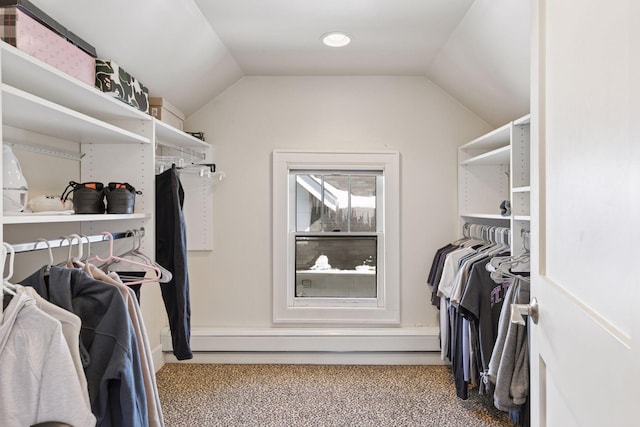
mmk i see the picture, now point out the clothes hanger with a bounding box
[88,232,161,285]
[1,242,17,317]
[35,238,54,274]
[55,235,77,267]
[60,233,95,277]
[3,242,17,292]
[452,223,471,246]
[68,234,83,263]
[79,234,92,263]
[1,242,17,321]
[99,229,172,283]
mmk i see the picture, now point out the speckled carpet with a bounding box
[156,364,513,426]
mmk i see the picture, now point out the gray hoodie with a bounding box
[0,290,96,426]
[487,277,530,412]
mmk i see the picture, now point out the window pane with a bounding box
[295,236,377,298]
[349,175,376,232]
[295,174,322,232]
[322,175,350,232]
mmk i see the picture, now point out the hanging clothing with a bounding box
[0,291,96,427]
[427,243,460,307]
[487,277,530,413]
[458,257,512,391]
[20,265,149,427]
[17,285,90,408]
[156,165,193,360]
[80,262,165,426]
[107,271,165,427]
[436,246,475,361]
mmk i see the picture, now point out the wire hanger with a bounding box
[88,232,161,286]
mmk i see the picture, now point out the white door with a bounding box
[530,1,639,426]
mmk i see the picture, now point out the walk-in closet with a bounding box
[0,0,635,426]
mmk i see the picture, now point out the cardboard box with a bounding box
[95,59,149,112]
[0,7,95,85]
[149,97,184,130]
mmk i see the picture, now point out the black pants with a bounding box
[156,166,193,360]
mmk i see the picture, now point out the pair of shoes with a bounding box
[60,181,141,214]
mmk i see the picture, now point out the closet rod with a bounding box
[9,230,140,254]
[156,143,206,160]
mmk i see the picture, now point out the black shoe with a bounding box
[105,182,141,214]
[61,181,105,214]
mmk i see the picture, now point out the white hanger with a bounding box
[35,238,54,273]
[80,234,92,262]
[1,242,17,325]
[68,234,83,262]
[3,242,16,288]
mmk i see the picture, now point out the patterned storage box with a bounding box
[0,7,95,85]
[95,59,149,113]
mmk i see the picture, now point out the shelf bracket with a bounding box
[5,141,85,161]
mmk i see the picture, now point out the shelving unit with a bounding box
[0,39,213,267]
[458,114,530,256]
[0,40,154,250]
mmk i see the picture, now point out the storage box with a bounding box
[0,0,96,57]
[95,59,149,113]
[149,97,184,130]
[67,30,96,58]
[0,6,95,85]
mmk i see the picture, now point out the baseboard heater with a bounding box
[161,326,440,353]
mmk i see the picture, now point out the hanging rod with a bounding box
[463,223,511,245]
[4,141,85,161]
[155,142,206,160]
[8,229,142,254]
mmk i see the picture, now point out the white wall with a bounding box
[185,76,491,330]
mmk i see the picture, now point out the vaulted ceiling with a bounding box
[31,0,530,127]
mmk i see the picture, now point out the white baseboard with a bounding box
[151,344,166,373]
[160,326,442,365]
[162,351,447,365]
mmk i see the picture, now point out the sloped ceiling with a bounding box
[30,0,529,127]
[30,0,243,118]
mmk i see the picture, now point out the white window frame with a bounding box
[272,150,400,325]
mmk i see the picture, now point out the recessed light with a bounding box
[321,32,351,47]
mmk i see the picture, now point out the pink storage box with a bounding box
[0,7,94,85]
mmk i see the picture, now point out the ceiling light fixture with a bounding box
[321,32,351,47]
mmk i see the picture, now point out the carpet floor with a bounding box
[156,364,514,427]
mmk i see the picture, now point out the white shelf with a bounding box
[3,213,149,225]
[512,186,531,193]
[513,215,531,221]
[460,145,510,165]
[0,41,150,122]
[513,114,531,125]
[461,213,510,220]
[460,122,511,150]
[155,119,209,149]
[2,84,150,145]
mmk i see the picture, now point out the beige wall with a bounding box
[185,75,491,329]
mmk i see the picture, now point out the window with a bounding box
[294,172,379,299]
[273,151,400,324]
